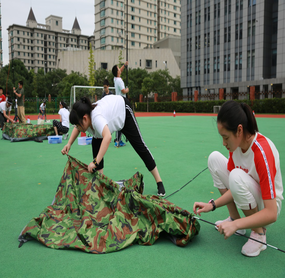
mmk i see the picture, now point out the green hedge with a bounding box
[135,98,285,114]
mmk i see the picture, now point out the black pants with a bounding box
[52,120,69,134]
[116,130,122,142]
[92,98,156,172]
[0,112,7,129]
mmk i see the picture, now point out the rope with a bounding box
[164,167,208,199]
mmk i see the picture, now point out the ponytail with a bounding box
[69,96,95,126]
[217,100,258,135]
[240,103,258,134]
[60,100,68,109]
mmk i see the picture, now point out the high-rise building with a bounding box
[181,0,285,100]
[94,0,181,50]
[7,8,94,73]
[0,1,3,69]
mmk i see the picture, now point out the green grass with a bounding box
[0,116,285,278]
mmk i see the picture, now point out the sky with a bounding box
[1,0,95,66]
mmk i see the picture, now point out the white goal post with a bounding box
[70,85,115,110]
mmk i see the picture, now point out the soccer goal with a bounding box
[69,85,115,110]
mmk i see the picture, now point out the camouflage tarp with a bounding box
[2,122,54,142]
[19,156,200,254]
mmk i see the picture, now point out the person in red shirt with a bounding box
[0,87,6,103]
[193,101,283,257]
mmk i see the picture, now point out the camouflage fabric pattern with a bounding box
[3,122,54,141]
[19,156,200,253]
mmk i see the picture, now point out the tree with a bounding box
[56,71,88,98]
[141,76,154,112]
[126,68,148,100]
[88,43,96,87]
[150,69,172,96]
[94,69,113,87]
[45,69,67,97]
[169,76,182,96]
[118,49,124,68]
[0,59,33,97]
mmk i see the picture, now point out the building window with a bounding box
[145,59,152,68]
[251,50,255,67]
[239,52,242,69]
[235,24,239,40]
[252,21,255,36]
[228,54,231,71]
[101,63,107,69]
[228,26,231,42]
[224,55,227,71]
[217,56,220,72]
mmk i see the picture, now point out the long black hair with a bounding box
[217,100,258,135]
[70,97,96,126]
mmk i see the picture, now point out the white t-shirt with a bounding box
[114,77,126,98]
[87,95,125,138]
[228,132,283,204]
[40,103,46,110]
[58,108,70,128]
[0,101,12,113]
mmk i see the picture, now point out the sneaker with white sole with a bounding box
[63,133,69,140]
[241,230,267,257]
[215,216,246,236]
[157,182,165,197]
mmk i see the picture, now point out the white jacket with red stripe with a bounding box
[227,132,283,204]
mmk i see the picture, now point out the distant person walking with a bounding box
[13,81,25,123]
[38,101,47,121]
[112,61,128,147]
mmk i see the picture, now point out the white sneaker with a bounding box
[241,230,267,257]
[63,133,69,140]
[215,216,246,236]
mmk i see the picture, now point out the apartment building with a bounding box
[181,0,285,100]
[94,0,181,50]
[7,8,94,73]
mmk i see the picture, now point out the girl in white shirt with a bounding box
[61,95,166,197]
[53,101,70,137]
[193,100,283,257]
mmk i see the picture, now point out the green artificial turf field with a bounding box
[0,115,284,278]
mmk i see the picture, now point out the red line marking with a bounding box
[26,112,285,121]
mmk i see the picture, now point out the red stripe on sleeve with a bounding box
[252,134,276,199]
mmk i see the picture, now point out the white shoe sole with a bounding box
[157,192,165,197]
[241,244,267,257]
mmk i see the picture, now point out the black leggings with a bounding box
[92,98,156,172]
[53,120,69,134]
